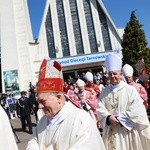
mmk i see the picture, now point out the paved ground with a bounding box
[10,115,36,150]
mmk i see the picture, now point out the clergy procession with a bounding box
[1,53,150,150]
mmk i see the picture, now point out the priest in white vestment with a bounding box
[0,105,18,150]
[26,58,106,150]
[97,53,150,150]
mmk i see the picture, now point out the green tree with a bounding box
[144,47,150,72]
[121,11,150,72]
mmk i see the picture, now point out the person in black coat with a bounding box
[17,91,33,134]
[29,87,38,123]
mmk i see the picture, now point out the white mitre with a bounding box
[105,53,122,72]
[85,72,93,81]
[76,79,85,87]
[122,64,133,77]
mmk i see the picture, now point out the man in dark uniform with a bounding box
[17,91,33,134]
[29,87,38,123]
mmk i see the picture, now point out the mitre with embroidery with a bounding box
[37,58,63,93]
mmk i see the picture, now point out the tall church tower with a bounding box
[0,0,35,93]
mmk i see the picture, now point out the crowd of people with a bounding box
[0,53,150,150]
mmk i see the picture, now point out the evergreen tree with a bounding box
[144,47,150,72]
[121,11,150,72]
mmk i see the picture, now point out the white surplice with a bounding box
[26,101,106,150]
[97,81,150,150]
[0,105,18,150]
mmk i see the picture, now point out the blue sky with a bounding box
[27,0,150,47]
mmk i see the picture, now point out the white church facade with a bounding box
[0,0,123,94]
